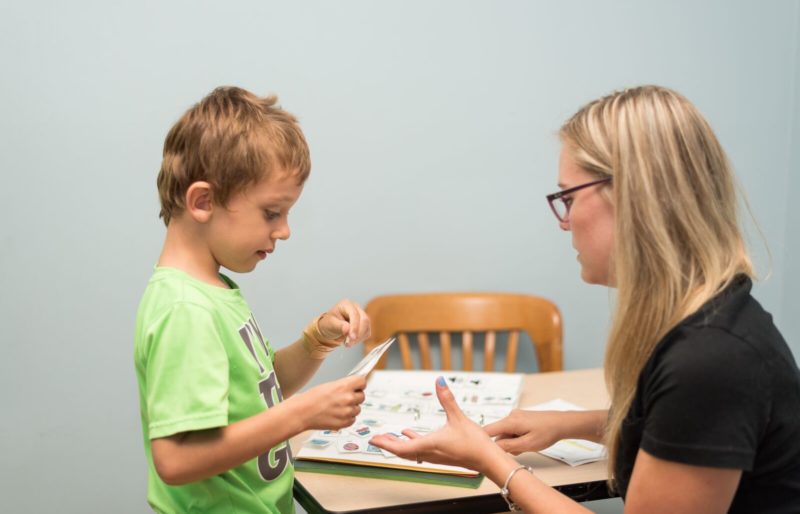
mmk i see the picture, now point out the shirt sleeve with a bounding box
[640,325,769,470]
[143,302,230,439]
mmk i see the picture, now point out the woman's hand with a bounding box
[302,299,371,359]
[484,410,565,455]
[369,376,507,472]
[485,409,608,454]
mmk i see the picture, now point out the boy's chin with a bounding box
[223,262,259,274]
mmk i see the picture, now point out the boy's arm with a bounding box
[273,338,324,397]
[152,374,367,485]
[275,299,371,397]
[150,299,371,485]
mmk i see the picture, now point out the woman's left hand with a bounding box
[369,376,506,471]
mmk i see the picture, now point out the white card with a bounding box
[347,337,396,376]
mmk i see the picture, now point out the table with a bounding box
[292,368,614,513]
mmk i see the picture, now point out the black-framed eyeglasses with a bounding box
[546,177,612,223]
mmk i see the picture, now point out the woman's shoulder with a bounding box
[654,276,792,371]
[642,290,798,402]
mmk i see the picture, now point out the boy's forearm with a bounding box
[152,395,311,485]
[273,338,324,397]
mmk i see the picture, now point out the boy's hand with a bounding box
[302,299,371,359]
[297,375,367,430]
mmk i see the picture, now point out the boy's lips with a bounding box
[256,248,273,260]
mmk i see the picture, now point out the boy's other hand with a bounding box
[303,300,371,358]
[319,299,371,347]
[297,375,367,430]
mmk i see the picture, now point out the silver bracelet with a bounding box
[500,464,533,512]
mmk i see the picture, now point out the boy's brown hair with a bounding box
[157,86,311,225]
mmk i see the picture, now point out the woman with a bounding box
[370,86,800,513]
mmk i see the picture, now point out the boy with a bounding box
[134,86,369,513]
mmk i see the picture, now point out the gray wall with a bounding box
[784,3,800,371]
[1,1,798,513]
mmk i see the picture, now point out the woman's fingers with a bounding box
[494,437,527,455]
[435,376,467,422]
[484,416,515,438]
[401,429,421,439]
[369,434,413,459]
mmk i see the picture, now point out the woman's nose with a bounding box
[559,219,570,231]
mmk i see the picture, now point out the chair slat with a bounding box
[462,331,473,370]
[440,332,452,370]
[505,330,519,373]
[363,292,563,373]
[418,333,432,369]
[484,331,496,371]
[398,333,413,369]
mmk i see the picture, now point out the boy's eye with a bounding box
[263,210,281,221]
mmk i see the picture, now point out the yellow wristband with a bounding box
[302,314,342,359]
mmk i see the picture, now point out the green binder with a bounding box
[294,459,484,489]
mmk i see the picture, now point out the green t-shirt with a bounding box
[134,267,294,514]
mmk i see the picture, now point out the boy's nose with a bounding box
[275,223,291,240]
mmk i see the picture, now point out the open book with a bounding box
[295,370,523,478]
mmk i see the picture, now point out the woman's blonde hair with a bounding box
[559,85,754,485]
[157,86,311,225]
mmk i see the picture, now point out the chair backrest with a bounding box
[363,292,563,372]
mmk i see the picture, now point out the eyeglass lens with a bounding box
[553,199,569,221]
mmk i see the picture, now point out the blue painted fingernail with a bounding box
[436,376,446,387]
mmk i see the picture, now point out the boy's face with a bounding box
[207,173,304,273]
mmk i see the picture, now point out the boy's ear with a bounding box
[185,181,214,223]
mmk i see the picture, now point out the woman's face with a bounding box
[557,146,616,286]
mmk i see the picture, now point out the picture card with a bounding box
[347,337,396,376]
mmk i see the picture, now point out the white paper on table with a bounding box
[522,398,607,466]
[346,337,396,376]
[296,370,523,476]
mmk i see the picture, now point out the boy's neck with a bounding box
[158,218,229,288]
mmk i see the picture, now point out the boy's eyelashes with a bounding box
[263,210,282,221]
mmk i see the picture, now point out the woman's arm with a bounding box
[370,377,743,514]
[369,377,593,514]
[481,453,595,514]
[624,449,741,514]
[485,408,607,454]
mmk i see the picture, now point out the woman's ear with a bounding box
[185,181,214,223]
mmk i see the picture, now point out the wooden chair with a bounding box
[363,293,563,372]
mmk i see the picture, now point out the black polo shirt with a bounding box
[615,276,800,513]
